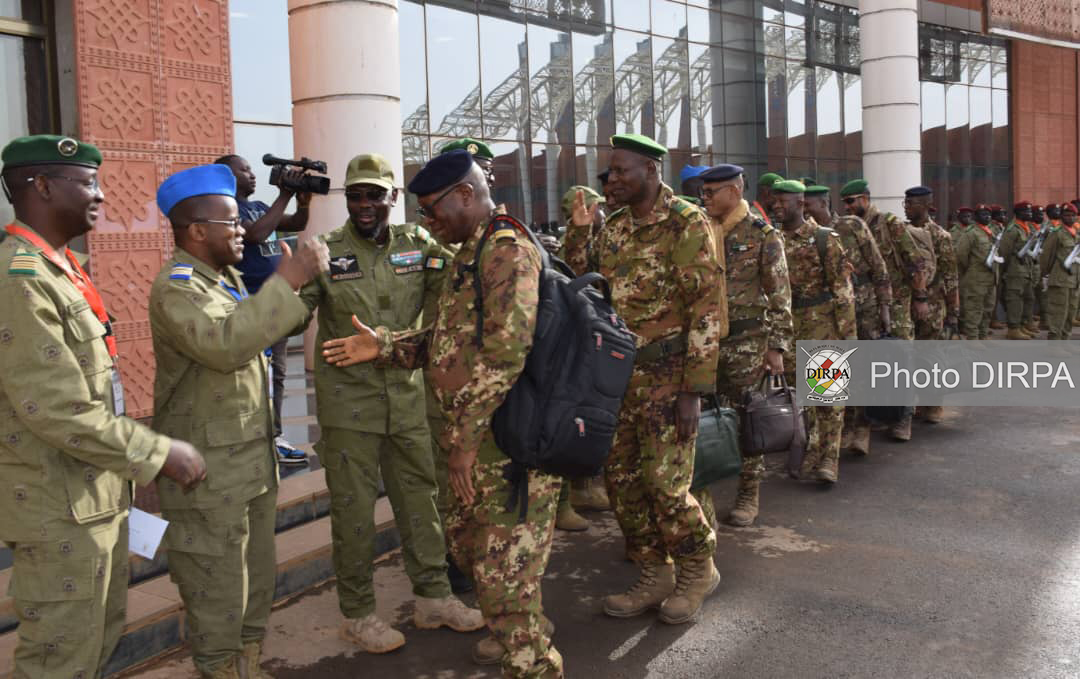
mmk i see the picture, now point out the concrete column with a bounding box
[858,0,921,216]
[288,0,403,368]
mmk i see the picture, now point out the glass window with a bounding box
[489,140,530,222]
[815,67,842,159]
[0,1,43,21]
[785,25,806,61]
[991,60,1007,90]
[614,30,653,136]
[720,13,757,53]
[761,2,784,25]
[764,56,786,160]
[786,62,811,158]
[427,5,481,138]
[574,144,612,196]
[969,59,990,88]
[573,30,616,147]
[921,81,946,165]
[528,142,575,228]
[480,14,527,140]
[653,38,688,155]
[992,88,1009,167]
[687,5,710,44]
[969,86,991,167]
[612,0,649,33]
[230,0,292,124]
[527,24,572,143]
[401,1,429,134]
[688,42,714,155]
[651,0,687,39]
[842,72,861,162]
[763,22,784,57]
[945,83,969,167]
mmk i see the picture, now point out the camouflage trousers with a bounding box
[802,405,845,478]
[960,278,996,339]
[1003,270,1035,328]
[889,288,915,340]
[1045,286,1077,339]
[9,511,128,679]
[317,426,450,619]
[163,489,277,675]
[854,284,884,339]
[914,295,946,340]
[607,361,716,566]
[446,450,562,679]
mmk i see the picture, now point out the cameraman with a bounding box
[215,154,311,464]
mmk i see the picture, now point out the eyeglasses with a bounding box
[30,174,100,192]
[701,185,735,200]
[191,217,242,229]
[842,196,861,205]
[415,182,464,219]
[345,187,388,202]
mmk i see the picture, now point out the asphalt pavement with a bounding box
[131,405,1080,679]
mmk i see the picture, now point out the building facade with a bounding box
[2,0,1079,414]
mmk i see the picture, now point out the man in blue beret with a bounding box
[149,164,329,679]
[679,165,708,205]
[319,150,563,676]
[0,135,207,678]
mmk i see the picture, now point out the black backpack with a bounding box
[464,215,637,519]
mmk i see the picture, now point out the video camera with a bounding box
[262,153,331,195]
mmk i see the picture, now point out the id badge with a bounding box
[111,369,126,416]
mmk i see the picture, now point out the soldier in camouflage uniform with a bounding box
[998,201,1039,339]
[954,205,999,341]
[149,165,329,679]
[574,134,726,625]
[803,184,890,454]
[774,180,856,483]
[751,172,781,224]
[696,164,792,528]
[296,154,482,654]
[0,135,207,679]
[1039,201,1080,339]
[322,151,562,678]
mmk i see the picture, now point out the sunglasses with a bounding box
[345,187,389,202]
[842,196,862,205]
[415,182,464,219]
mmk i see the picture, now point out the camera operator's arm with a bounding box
[242,169,309,243]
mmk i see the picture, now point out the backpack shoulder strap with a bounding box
[466,214,543,348]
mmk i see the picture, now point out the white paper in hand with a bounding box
[129,508,169,560]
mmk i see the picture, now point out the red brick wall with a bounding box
[1011,40,1080,204]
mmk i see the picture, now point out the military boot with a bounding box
[724,477,759,527]
[341,614,406,653]
[922,405,944,424]
[570,477,610,511]
[414,595,485,632]
[989,319,1005,329]
[1025,322,1041,336]
[658,555,722,624]
[849,425,871,456]
[814,456,838,484]
[239,642,273,679]
[840,427,853,450]
[204,660,241,679]
[603,561,676,617]
[473,618,555,665]
[889,414,912,442]
[1006,327,1030,340]
[556,503,589,531]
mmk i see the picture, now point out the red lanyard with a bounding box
[5,223,117,359]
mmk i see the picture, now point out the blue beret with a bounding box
[157,165,236,217]
[905,186,933,197]
[407,150,474,197]
[700,164,744,183]
[679,165,708,182]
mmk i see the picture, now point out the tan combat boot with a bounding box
[555,502,589,531]
[724,477,759,527]
[849,425,871,456]
[587,478,611,510]
[658,555,722,624]
[989,319,1005,329]
[341,613,406,653]
[603,561,676,617]
[922,406,944,424]
[239,642,273,679]
[414,595,485,632]
[889,414,912,442]
[472,618,555,665]
[204,660,241,679]
[1006,327,1030,340]
[814,457,838,484]
[571,478,610,511]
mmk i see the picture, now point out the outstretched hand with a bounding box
[321,314,379,366]
[570,189,598,227]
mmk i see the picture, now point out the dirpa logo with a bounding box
[801,345,857,403]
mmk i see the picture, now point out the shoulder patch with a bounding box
[752,218,773,235]
[169,263,194,280]
[8,251,39,276]
[671,198,697,219]
[424,256,446,270]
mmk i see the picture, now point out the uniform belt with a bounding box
[726,318,763,337]
[792,291,834,309]
[635,333,688,365]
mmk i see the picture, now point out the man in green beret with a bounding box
[296,154,481,653]
[752,172,782,224]
[774,179,855,482]
[571,133,726,624]
[0,135,207,677]
[441,138,495,189]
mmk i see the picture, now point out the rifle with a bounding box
[1063,241,1080,272]
[1016,229,1038,260]
[1029,223,1052,260]
[984,229,1005,270]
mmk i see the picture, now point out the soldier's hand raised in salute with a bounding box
[322,314,379,366]
[570,188,599,227]
[159,439,207,492]
[277,238,330,290]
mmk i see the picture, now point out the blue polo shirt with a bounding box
[236,199,278,293]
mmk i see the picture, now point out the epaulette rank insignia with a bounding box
[673,200,697,219]
[493,228,517,241]
[169,263,194,280]
[8,251,39,276]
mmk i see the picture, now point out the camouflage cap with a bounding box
[345,153,395,190]
[772,179,806,194]
[440,138,494,160]
[560,185,604,222]
[1,135,102,170]
[610,133,667,160]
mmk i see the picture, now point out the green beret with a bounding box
[758,172,783,188]
[1,135,102,170]
[440,138,494,160]
[840,179,869,197]
[560,185,605,222]
[798,176,817,186]
[610,133,667,160]
[803,184,830,196]
[772,179,806,194]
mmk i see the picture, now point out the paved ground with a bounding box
[129,405,1080,679]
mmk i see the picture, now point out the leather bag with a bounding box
[742,375,808,475]
[691,398,741,490]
